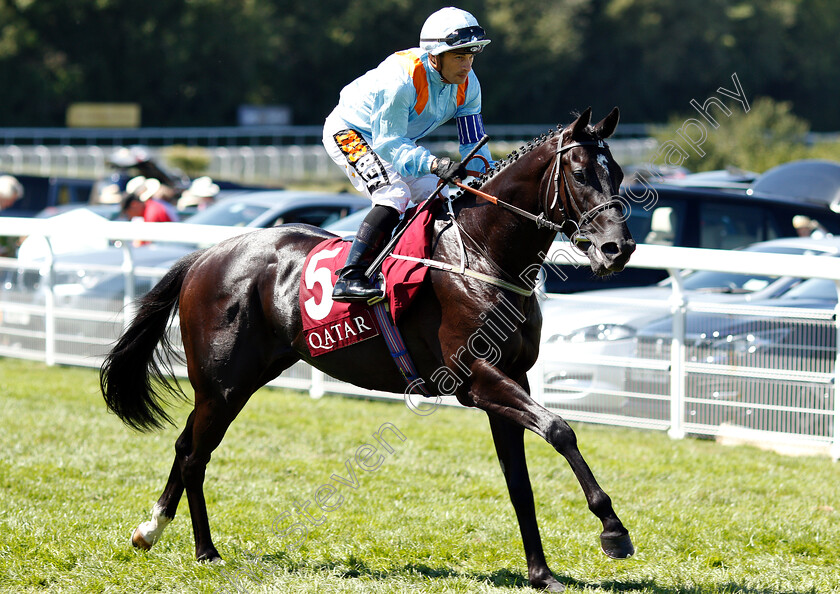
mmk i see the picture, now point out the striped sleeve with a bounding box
[456,114,486,145]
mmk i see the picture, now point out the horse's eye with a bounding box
[572,170,586,184]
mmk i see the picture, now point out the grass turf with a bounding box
[0,357,839,593]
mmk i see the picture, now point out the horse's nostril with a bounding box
[599,241,619,256]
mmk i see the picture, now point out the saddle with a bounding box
[299,202,439,356]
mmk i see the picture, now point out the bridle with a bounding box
[457,133,624,252]
[545,135,625,250]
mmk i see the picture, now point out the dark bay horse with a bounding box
[101,107,636,592]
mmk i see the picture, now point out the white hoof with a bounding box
[131,527,153,551]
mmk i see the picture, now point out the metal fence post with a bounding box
[667,267,687,440]
[310,366,325,399]
[42,238,56,366]
[832,282,840,461]
[35,145,50,176]
[239,147,255,183]
[121,242,136,329]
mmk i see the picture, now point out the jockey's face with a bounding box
[432,50,474,85]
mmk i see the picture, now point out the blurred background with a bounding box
[0,0,837,129]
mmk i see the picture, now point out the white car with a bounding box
[537,235,840,412]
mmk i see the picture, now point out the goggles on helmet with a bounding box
[421,25,486,50]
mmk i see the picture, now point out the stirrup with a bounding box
[365,273,387,306]
[332,272,385,304]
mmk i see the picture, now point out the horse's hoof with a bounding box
[600,532,635,559]
[197,550,224,564]
[530,572,565,592]
[131,528,153,551]
[532,579,564,592]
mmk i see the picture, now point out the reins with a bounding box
[386,132,626,299]
[453,179,565,233]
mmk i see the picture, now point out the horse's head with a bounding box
[551,107,636,275]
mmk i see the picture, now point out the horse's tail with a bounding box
[100,249,206,432]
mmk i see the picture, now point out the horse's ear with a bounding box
[569,107,592,138]
[593,107,620,139]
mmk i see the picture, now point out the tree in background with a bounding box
[651,96,840,173]
[1,0,839,130]
[0,0,274,126]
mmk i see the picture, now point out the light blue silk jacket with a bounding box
[330,48,492,177]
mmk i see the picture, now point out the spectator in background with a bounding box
[96,183,124,206]
[0,174,24,256]
[793,215,828,239]
[121,176,179,222]
[177,176,220,211]
[0,174,23,211]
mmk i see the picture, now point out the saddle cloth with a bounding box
[299,203,437,356]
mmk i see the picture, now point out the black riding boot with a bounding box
[332,205,400,302]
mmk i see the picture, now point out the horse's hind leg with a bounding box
[488,414,564,592]
[131,413,194,550]
[131,352,300,561]
[132,391,243,561]
[182,350,302,562]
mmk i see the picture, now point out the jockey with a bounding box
[323,6,494,302]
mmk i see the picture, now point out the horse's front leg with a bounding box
[471,362,634,561]
[488,412,564,592]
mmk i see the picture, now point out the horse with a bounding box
[100,107,636,592]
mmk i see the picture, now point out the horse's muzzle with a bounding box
[589,237,636,275]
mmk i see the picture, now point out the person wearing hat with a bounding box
[0,174,23,211]
[178,176,220,211]
[322,6,494,301]
[0,174,25,256]
[121,176,179,223]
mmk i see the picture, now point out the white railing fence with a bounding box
[0,217,838,459]
[0,139,657,186]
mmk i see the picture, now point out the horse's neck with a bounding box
[449,143,558,284]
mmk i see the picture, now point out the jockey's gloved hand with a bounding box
[431,157,468,184]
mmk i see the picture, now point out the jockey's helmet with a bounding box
[419,7,491,56]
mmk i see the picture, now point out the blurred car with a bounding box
[546,165,840,292]
[183,189,369,229]
[539,236,840,413]
[0,243,191,355]
[15,188,370,265]
[661,167,758,190]
[633,275,837,436]
[34,202,122,220]
[746,159,840,212]
[323,205,371,237]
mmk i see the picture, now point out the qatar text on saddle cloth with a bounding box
[299,203,436,356]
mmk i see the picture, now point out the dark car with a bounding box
[746,159,840,210]
[544,174,840,292]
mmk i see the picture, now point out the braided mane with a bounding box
[458,114,604,197]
